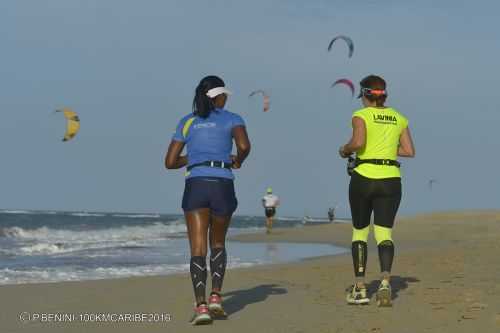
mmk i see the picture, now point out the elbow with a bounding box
[165,158,175,169]
[401,149,415,158]
[407,147,416,158]
[238,142,251,156]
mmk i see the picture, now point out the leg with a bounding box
[373,178,401,281]
[264,208,274,234]
[185,209,210,306]
[207,178,237,295]
[374,226,395,280]
[209,214,231,294]
[347,174,372,306]
[349,172,373,287]
[372,178,401,307]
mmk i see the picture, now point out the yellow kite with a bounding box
[56,108,80,141]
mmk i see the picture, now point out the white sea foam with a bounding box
[70,212,106,217]
[0,259,262,285]
[111,213,162,219]
[15,239,150,256]
[1,222,187,256]
[3,222,185,241]
[275,216,301,222]
[0,209,35,214]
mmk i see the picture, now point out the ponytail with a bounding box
[366,94,387,107]
[192,84,214,118]
[192,75,225,119]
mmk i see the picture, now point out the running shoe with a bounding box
[190,303,212,325]
[208,293,227,318]
[376,279,392,307]
[346,284,370,305]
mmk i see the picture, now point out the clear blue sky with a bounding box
[0,0,499,217]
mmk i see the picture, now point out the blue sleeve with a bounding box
[172,117,187,142]
[231,113,246,128]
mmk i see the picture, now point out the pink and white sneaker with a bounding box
[208,293,227,318]
[190,303,212,325]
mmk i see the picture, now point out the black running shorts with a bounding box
[349,171,402,230]
[182,177,237,217]
[265,207,276,218]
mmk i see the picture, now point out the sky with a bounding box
[0,0,499,217]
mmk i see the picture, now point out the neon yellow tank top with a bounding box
[352,107,408,179]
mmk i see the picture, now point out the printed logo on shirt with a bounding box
[372,114,397,125]
[193,123,216,129]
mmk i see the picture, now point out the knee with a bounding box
[210,246,226,254]
[378,240,394,248]
[374,225,393,245]
[191,246,207,257]
[210,240,225,249]
[352,226,370,243]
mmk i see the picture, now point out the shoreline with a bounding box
[2,210,500,332]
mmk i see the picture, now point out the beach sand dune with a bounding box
[1,211,499,332]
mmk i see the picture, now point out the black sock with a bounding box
[352,241,368,278]
[190,256,207,302]
[378,240,394,274]
[210,247,227,291]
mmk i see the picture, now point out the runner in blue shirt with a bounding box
[165,75,251,325]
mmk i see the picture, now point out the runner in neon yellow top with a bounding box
[339,75,415,307]
[351,106,408,179]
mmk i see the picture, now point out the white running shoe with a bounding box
[346,284,370,305]
[376,280,392,307]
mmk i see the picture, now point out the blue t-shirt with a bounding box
[172,108,246,179]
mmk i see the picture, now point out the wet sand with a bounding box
[1,211,499,332]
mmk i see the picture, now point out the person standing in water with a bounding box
[165,75,251,324]
[262,187,280,234]
[339,75,415,306]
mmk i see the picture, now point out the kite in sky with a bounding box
[56,108,80,142]
[328,35,354,58]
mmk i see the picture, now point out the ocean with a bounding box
[0,210,347,285]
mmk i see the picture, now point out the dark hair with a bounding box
[192,75,226,118]
[360,75,387,107]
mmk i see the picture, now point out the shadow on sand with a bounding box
[366,276,420,300]
[222,284,287,316]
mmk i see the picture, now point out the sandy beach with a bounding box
[1,211,499,333]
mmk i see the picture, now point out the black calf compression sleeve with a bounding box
[210,248,227,291]
[352,241,368,277]
[190,256,207,301]
[378,240,394,273]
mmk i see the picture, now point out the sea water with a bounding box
[0,210,347,284]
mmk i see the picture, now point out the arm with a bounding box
[339,116,366,157]
[231,125,251,168]
[398,127,415,157]
[164,140,188,169]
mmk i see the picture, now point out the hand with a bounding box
[339,145,350,159]
[231,155,241,169]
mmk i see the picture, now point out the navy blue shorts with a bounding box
[182,177,238,217]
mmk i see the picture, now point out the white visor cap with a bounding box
[206,87,232,98]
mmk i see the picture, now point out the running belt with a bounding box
[355,158,401,168]
[187,161,232,171]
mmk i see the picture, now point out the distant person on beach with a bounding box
[338,75,415,306]
[165,75,251,325]
[328,207,335,222]
[262,188,280,234]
